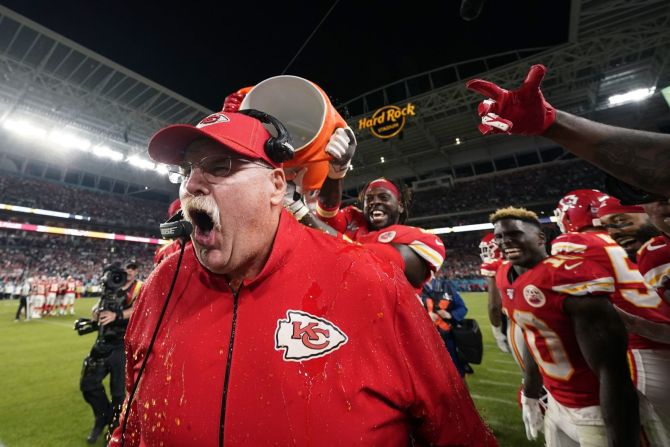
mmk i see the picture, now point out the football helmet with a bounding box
[479,233,501,262]
[554,189,609,233]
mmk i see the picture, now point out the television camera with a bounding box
[74,263,128,341]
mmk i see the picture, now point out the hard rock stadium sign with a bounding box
[357,103,416,139]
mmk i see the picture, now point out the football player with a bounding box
[597,196,660,262]
[492,206,639,446]
[553,189,670,443]
[31,275,46,319]
[480,233,510,353]
[63,275,77,316]
[45,276,59,316]
[638,198,670,304]
[285,129,444,290]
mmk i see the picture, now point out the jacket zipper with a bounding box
[219,288,240,447]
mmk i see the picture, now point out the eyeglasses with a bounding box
[168,155,272,184]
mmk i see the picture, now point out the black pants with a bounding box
[15,296,27,320]
[80,344,126,430]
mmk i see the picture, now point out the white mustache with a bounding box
[181,194,221,231]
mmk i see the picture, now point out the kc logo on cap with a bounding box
[197,113,230,128]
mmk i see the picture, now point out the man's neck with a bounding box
[512,253,548,275]
[224,214,281,291]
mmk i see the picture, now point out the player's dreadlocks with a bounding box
[489,206,541,229]
[358,178,413,224]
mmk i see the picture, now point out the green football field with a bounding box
[0,293,543,446]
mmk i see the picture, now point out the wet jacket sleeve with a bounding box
[392,281,497,446]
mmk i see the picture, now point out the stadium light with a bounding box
[455,137,461,145]
[428,215,558,235]
[608,87,655,106]
[127,155,155,170]
[0,219,167,245]
[380,156,385,163]
[2,114,172,178]
[3,119,48,139]
[0,203,90,221]
[92,145,124,161]
[154,164,170,175]
[49,129,91,151]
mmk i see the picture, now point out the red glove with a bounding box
[222,86,253,113]
[466,64,556,135]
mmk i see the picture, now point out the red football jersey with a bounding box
[318,205,445,286]
[496,257,616,408]
[354,225,446,275]
[66,280,77,293]
[552,231,670,350]
[480,258,502,277]
[637,234,670,301]
[317,205,369,240]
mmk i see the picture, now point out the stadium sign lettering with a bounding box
[358,103,416,139]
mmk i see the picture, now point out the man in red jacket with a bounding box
[109,110,496,447]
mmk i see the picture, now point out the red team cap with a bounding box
[148,112,280,168]
[597,196,645,218]
[554,189,609,233]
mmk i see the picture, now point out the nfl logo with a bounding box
[506,289,514,300]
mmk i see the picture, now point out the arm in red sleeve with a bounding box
[364,242,406,271]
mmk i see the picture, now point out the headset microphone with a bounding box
[159,210,193,240]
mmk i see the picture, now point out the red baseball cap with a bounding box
[597,196,645,218]
[148,112,279,168]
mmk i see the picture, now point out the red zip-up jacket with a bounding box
[110,212,496,447]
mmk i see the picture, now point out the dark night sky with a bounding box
[1,1,570,110]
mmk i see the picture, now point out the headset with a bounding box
[159,210,193,240]
[236,108,295,164]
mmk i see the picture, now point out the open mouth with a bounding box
[371,209,386,219]
[504,248,522,259]
[187,208,216,246]
[190,209,214,233]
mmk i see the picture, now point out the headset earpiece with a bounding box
[237,109,295,163]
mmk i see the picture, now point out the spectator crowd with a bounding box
[0,175,168,233]
[0,230,155,292]
[0,157,603,292]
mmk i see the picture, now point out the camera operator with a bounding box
[78,261,142,444]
